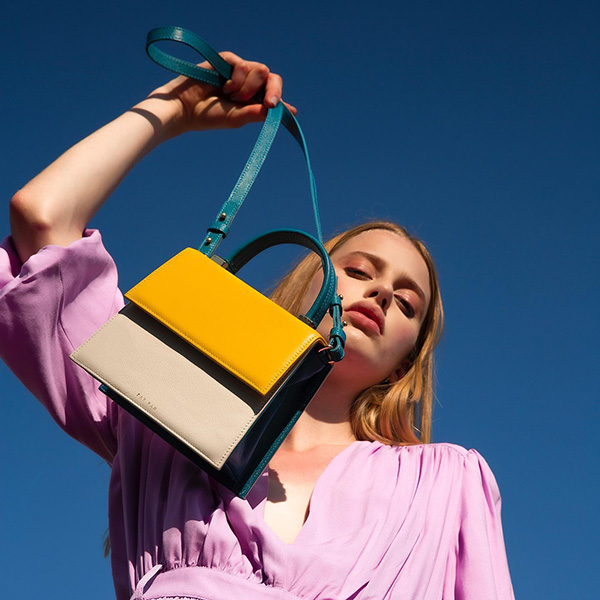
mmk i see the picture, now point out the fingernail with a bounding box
[269,96,279,107]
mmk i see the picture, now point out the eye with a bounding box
[345,267,371,280]
[396,296,415,318]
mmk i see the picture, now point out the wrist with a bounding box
[132,89,187,140]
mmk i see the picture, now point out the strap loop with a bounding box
[146,26,323,252]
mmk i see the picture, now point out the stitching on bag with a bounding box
[264,338,317,389]
[227,112,277,203]
[70,314,122,353]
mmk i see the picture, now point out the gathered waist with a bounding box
[131,564,303,600]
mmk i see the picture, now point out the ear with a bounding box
[388,359,411,383]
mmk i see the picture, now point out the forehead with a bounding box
[331,230,432,304]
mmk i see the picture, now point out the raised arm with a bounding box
[9,52,294,263]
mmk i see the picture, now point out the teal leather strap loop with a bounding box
[326,296,346,362]
[226,229,345,361]
[146,26,231,86]
[145,26,323,253]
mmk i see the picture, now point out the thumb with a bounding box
[225,103,269,128]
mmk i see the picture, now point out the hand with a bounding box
[10,51,296,262]
[151,52,298,134]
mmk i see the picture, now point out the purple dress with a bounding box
[0,230,515,600]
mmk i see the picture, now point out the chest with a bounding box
[264,445,350,544]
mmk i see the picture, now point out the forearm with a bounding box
[9,51,289,264]
[10,91,182,263]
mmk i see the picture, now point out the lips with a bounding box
[345,302,384,334]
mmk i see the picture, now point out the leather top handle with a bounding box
[146,26,323,256]
[225,229,345,362]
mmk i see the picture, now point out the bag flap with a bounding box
[125,248,326,396]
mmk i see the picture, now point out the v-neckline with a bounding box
[261,440,362,546]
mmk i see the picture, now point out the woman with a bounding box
[1,50,514,599]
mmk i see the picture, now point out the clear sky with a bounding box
[1,1,598,598]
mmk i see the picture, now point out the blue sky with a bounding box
[1,1,598,598]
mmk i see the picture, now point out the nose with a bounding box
[366,281,393,312]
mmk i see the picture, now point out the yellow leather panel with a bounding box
[125,249,326,396]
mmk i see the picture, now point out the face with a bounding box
[301,230,432,388]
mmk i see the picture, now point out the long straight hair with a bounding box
[270,221,444,444]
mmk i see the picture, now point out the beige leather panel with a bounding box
[70,304,268,469]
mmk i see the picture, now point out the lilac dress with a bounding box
[0,230,515,600]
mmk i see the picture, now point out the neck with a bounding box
[279,367,363,452]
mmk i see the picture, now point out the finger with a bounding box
[197,59,213,71]
[223,65,250,95]
[220,52,250,94]
[219,51,245,68]
[263,73,283,108]
[230,65,270,102]
[283,101,298,115]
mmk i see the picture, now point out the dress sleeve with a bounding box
[453,449,515,600]
[0,230,124,463]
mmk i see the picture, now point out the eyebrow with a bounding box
[343,250,428,305]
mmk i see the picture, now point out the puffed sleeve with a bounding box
[0,230,124,463]
[452,450,515,599]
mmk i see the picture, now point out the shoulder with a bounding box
[352,441,500,495]
[1,229,114,286]
[366,440,486,463]
[1,228,124,347]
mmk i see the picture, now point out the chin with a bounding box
[340,327,380,358]
[331,344,388,385]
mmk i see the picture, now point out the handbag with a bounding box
[70,27,346,498]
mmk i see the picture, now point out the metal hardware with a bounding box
[342,321,347,327]
[205,237,213,245]
[298,314,316,328]
[211,255,230,269]
[219,212,227,221]
[339,294,343,300]
[318,344,335,364]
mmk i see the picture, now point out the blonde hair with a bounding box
[270,221,444,444]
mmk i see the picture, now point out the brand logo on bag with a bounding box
[136,392,157,411]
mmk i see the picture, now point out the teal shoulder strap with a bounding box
[146,27,344,360]
[146,26,323,256]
